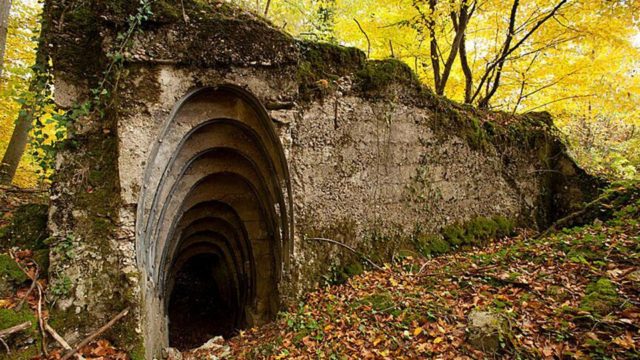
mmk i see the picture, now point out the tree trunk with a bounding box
[436,1,472,96]
[0,23,45,185]
[477,0,518,109]
[459,31,473,103]
[0,0,11,79]
[427,0,441,92]
[0,103,33,183]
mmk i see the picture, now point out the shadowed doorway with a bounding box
[168,252,238,350]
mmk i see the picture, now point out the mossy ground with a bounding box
[413,216,516,258]
[0,308,39,360]
[221,182,639,359]
[0,204,48,251]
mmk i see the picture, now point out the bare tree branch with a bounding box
[472,0,569,107]
[525,94,594,112]
[353,18,371,58]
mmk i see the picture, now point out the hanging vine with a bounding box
[29,0,154,178]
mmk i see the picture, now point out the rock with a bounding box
[195,336,225,351]
[467,310,504,353]
[183,336,231,360]
[162,347,182,360]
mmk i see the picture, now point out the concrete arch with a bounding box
[136,86,292,355]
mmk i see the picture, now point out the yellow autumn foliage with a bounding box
[1,0,639,187]
[0,0,41,187]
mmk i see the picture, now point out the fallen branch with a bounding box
[179,0,188,23]
[0,321,31,338]
[10,253,47,356]
[0,185,47,193]
[16,261,39,312]
[36,283,48,357]
[45,323,72,350]
[0,336,9,354]
[305,237,383,271]
[46,324,86,360]
[61,308,130,360]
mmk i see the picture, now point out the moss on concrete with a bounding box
[356,59,422,94]
[297,40,364,99]
[414,216,516,258]
[414,233,451,257]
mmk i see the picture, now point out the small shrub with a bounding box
[414,233,451,257]
[464,217,499,244]
[494,216,516,237]
[442,224,465,246]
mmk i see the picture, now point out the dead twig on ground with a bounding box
[16,261,39,312]
[8,253,47,356]
[0,321,31,354]
[36,282,47,357]
[46,323,86,360]
[0,321,31,338]
[45,323,72,350]
[61,308,130,360]
[0,336,9,354]
[0,185,47,193]
[305,237,384,271]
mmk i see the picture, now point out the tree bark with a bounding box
[477,0,519,109]
[427,0,441,92]
[451,1,475,102]
[459,31,473,103]
[0,103,32,183]
[0,0,11,79]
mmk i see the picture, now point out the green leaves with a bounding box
[23,0,154,180]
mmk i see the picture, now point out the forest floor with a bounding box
[0,183,639,359]
[188,184,640,359]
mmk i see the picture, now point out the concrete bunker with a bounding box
[136,86,292,352]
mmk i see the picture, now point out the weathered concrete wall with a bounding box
[42,1,599,358]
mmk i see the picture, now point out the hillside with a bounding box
[185,183,640,359]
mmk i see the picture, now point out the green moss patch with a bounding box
[414,216,516,258]
[0,203,48,251]
[0,308,39,359]
[0,254,28,298]
[354,292,395,313]
[323,261,365,285]
[357,59,421,93]
[414,233,451,257]
[0,308,36,332]
[0,255,27,284]
[297,40,365,99]
[579,278,620,316]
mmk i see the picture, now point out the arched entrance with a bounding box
[136,86,292,355]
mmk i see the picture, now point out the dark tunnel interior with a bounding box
[168,253,239,350]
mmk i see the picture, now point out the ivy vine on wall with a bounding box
[29,0,153,178]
